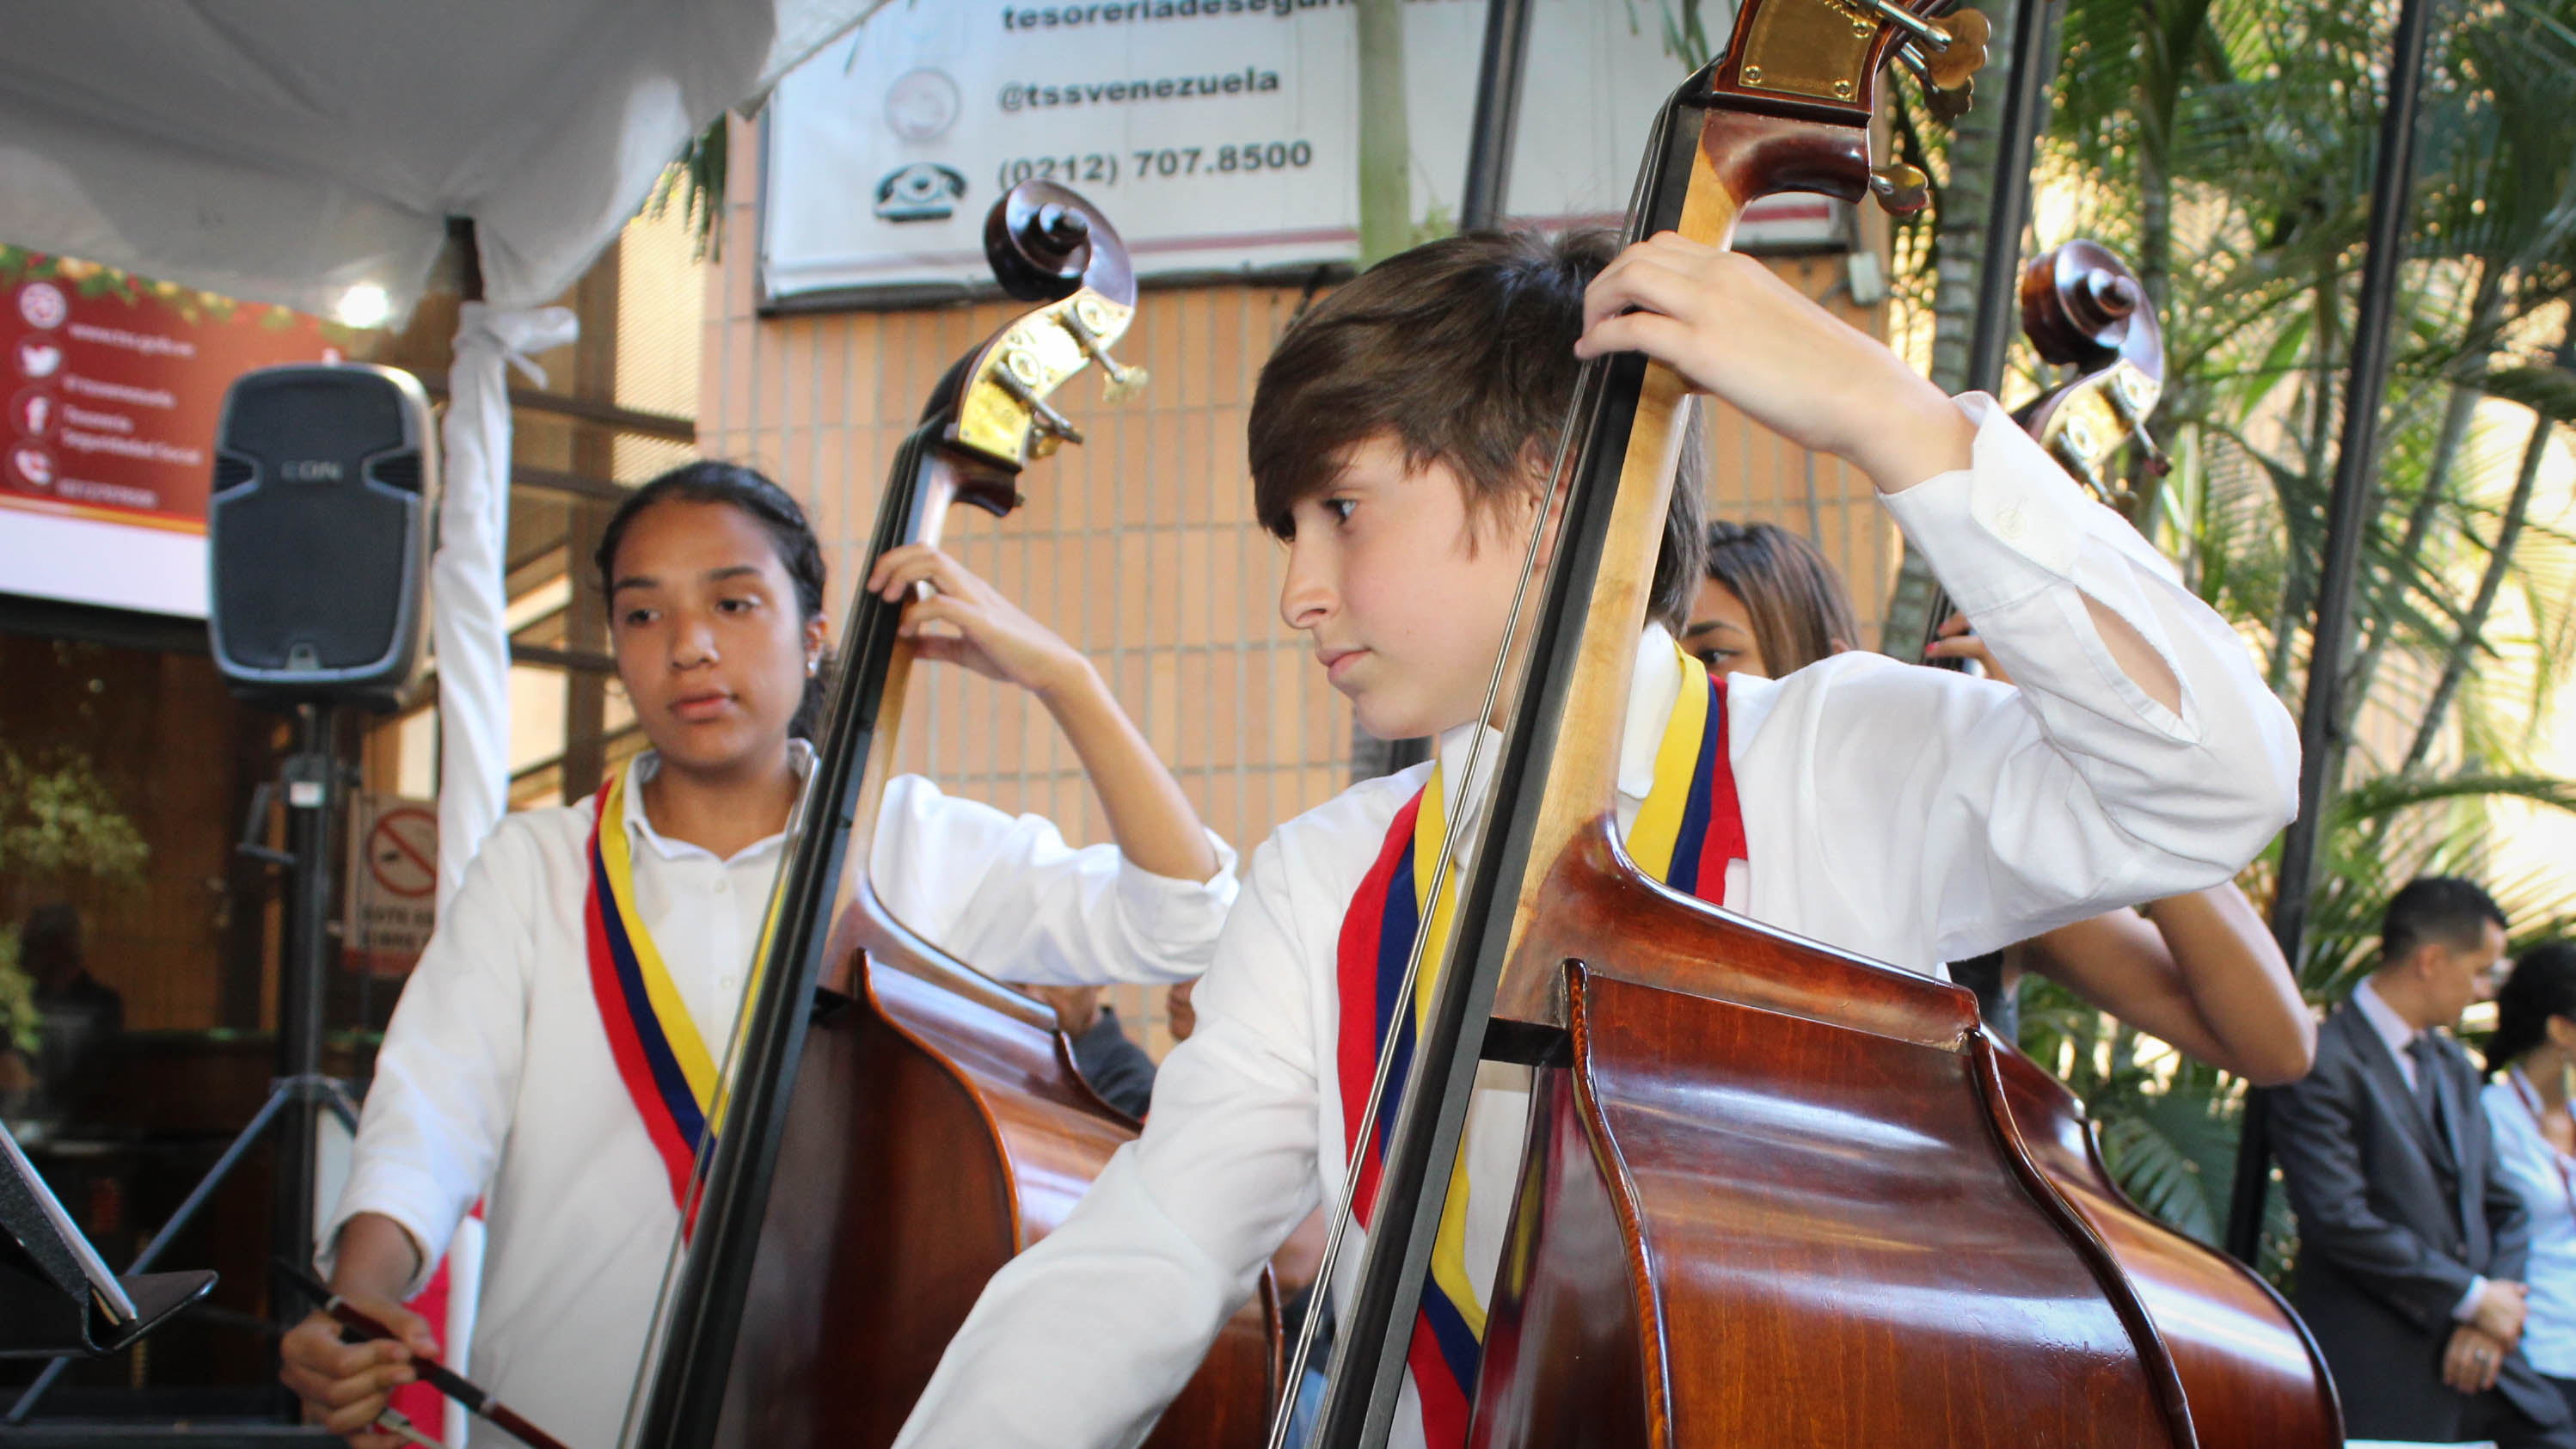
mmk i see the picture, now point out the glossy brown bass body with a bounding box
[1302,9,2340,1446]
[1988,1038,2340,1448]
[622,183,1273,1449]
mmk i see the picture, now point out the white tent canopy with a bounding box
[0,0,879,318]
[3,0,881,889]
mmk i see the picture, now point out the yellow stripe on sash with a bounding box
[598,764,723,1127]
[1624,645,1711,883]
[1404,772,1487,1340]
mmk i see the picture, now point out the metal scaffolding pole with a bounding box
[2226,0,2439,1267]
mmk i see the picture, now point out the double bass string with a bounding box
[1265,95,1684,1447]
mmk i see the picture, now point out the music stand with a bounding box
[0,1121,212,1359]
[5,701,359,1422]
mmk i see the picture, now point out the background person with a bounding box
[2487,941,2576,1421]
[1677,519,1857,679]
[1686,518,2312,1084]
[18,902,123,1113]
[2272,877,2574,1447]
[1016,983,1157,1119]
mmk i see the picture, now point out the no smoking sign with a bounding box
[347,795,438,975]
[365,807,437,899]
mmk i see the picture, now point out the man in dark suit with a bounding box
[2274,877,2576,1446]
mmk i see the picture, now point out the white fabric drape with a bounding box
[0,1,887,320]
[433,302,580,910]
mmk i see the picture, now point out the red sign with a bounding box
[2,255,344,536]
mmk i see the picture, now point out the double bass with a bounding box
[620,181,1273,1449]
[1297,4,2344,1446]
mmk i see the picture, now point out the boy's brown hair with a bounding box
[1248,229,1706,632]
[1701,519,1862,675]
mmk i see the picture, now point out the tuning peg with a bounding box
[991,356,1088,450]
[1096,365,1151,405]
[1867,0,1991,87]
[2048,431,2110,500]
[2131,422,2175,478]
[1898,46,1976,121]
[1921,7,1991,90]
[2102,366,2169,476]
[1868,163,1932,214]
[1058,297,1150,405]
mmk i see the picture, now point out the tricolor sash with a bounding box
[585,763,724,1229]
[1332,643,1747,1445]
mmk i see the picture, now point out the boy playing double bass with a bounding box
[892,229,2297,1448]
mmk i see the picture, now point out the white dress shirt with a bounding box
[892,394,2302,1449]
[322,752,1239,1448]
[2484,1071,2576,1378]
[2353,975,2428,1091]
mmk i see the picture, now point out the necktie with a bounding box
[2411,1033,2458,1168]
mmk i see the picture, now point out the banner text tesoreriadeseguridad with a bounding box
[1001,0,1464,28]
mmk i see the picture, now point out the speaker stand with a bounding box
[7,703,359,1427]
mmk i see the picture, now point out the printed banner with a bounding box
[760,0,1847,304]
[1,252,344,617]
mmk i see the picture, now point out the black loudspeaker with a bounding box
[207,364,439,707]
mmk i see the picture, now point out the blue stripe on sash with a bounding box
[1664,674,1724,896]
[591,846,709,1151]
[1375,844,1420,1160]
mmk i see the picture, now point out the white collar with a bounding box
[622,739,815,865]
[1616,621,1686,802]
[2352,976,2423,1061]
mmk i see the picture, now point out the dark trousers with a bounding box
[2550,1377,2576,1440]
[2469,1378,2576,1449]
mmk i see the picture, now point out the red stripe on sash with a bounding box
[1697,674,1747,900]
[1408,1320,1473,1446]
[1337,788,1424,1221]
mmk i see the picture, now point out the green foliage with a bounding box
[0,744,148,1059]
[1884,0,2576,1282]
[1650,0,2576,1283]
[647,118,730,262]
[0,746,149,884]
[1628,0,1715,69]
[0,930,37,1055]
